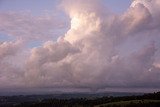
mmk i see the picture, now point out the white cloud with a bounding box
[0,0,160,92]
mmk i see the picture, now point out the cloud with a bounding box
[131,0,160,29]
[0,11,68,41]
[0,0,160,93]
[0,40,21,59]
[0,40,25,89]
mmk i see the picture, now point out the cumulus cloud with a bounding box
[0,40,21,59]
[0,0,160,93]
[0,40,25,89]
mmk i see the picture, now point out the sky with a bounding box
[0,0,131,45]
[0,0,130,13]
[0,0,160,95]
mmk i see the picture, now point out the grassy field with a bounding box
[95,100,160,107]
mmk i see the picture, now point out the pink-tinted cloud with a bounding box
[0,11,68,41]
[0,0,160,93]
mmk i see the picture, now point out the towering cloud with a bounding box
[0,0,160,93]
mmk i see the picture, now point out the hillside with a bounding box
[0,92,160,107]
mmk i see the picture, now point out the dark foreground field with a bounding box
[0,92,160,107]
[95,100,160,107]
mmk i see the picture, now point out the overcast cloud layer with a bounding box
[0,0,160,93]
